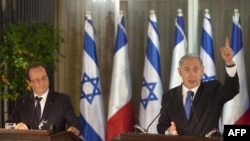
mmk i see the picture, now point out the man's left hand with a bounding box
[67,126,80,136]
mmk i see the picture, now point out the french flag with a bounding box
[106,11,134,141]
[221,9,250,130]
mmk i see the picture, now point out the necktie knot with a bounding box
[35,96,42,102]
[184,91,193,120]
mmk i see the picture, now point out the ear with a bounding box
[201,66,205,74]
[26,79,31,86]
[178,68,182,76]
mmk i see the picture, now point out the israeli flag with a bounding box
[138,10,163,133]
[169,9,187,89]
[200,9,216,82]
[80,11,105,141]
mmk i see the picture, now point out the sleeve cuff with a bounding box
[165,130,178,135]
[225,64,237,77]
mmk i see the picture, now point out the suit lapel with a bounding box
[192,83,203,106]
[175,86,188,119]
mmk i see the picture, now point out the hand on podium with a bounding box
[15,122,28,130]
[165,121,178,135]
[67,126,80,136]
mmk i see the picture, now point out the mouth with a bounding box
[188,80,196,84]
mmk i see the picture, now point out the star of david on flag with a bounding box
[141,78,157,109]
[81,73,101,104]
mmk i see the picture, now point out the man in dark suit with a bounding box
[6,62,81,136]
[157,37,239,137]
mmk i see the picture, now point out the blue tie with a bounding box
[184,91,192,120]
[35,96,42,122]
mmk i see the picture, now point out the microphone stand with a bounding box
[134,91,173,134]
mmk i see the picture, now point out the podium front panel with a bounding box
[112,132,222,141]
[0,128,83,141]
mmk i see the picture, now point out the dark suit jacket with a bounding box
[157,73,239,136]
[6,90,81,133]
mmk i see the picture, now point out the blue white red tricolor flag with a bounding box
[106,11,134,141]
[221,9,250,131]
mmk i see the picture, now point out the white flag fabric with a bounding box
[106,11,134,141]
[80,11,105,141]
[200,9,216,82]
[221,9,250,129]
[169,9,187,89]
[138,10,163,134]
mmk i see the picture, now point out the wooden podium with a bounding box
[112,132,222,141]
[0,128,83,141]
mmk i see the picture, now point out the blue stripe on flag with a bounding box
[231,20,242,55]
[146,38,161,78]
[80,115,102,141]
[174,16,185,46]
[114,16,127,52]
[201,28,214,61]
[146,18,161,78]
[149,20,160,39]
[84,32,98,65]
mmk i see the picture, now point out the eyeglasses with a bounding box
[30,76,48,83]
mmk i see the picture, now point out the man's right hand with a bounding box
[166,121,178,135]
[15,122,28,130]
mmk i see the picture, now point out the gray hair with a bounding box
[179,54,203,66]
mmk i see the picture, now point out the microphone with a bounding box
[134,124,147,133]
[38,119,48,129]
[205,128,221,138]
[190,92,201,136]
[134,91,173,134]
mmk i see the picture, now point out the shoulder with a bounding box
[163,86,180,98]
[48,91,71,102]
[15,92,33,102]
[52,91,69,97]
[201,79,221,87]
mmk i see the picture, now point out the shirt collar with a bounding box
[34,89,49,102]
[182,83,200,98]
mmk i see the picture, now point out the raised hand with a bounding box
[220,37,235,66]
